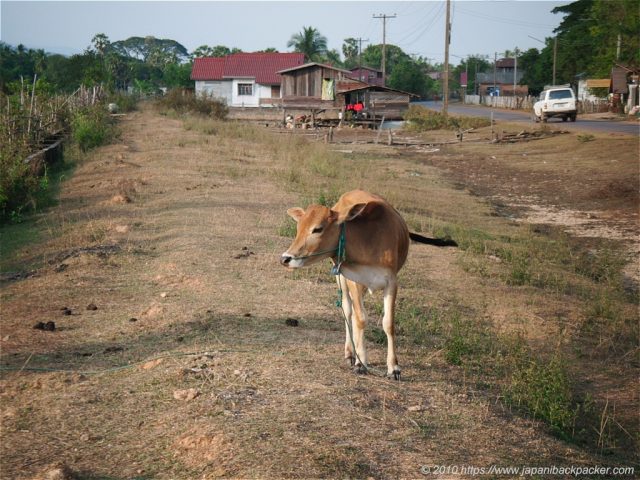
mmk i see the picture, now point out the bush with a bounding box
[157,89,228,119]
[108,92,139,113]
[0,144,37,220]
[71,107,114,152]
[404,105,490,132]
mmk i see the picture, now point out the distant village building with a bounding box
[476,57,528,96]
[349,66,385,87]
[278,62,414,120]
[190,52,304,107]
[278,63,366,109]
[191,55,415,119]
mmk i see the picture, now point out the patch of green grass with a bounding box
[366,326,387,345]
[577,134,595,143]
[504,356,577,439]
[395,303,444,345]
[277,218,297,238]
[573,248,625,284]
[506,251,533,286]
[443,313,493,368]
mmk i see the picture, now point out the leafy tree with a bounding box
[361,44,411,74]
[388,59,432,98]
[452,55,492,94]
[257,48,278,53]
[518,47,553,95]
[163,62,193,88]
[111,36,189,63]
[91,33,111,56]
[551,0,639,81]
[342,38,359,68]
[323,49,343,67]
[287,26,328,62]
[191,45,242,58]
[584,0,639,74]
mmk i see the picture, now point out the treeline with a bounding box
[0,31,443,99]
[0,35,193,95]
[456,0,639,95]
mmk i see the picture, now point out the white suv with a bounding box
[533,86,577,123]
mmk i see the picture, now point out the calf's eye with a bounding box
[312,226,323,234]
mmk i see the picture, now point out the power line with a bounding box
[456,6,556,30]
[355,37,369,77]
[395,2,445,47]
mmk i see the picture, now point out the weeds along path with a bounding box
[0,105,630,478]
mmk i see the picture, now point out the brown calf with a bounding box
[281,190,455,379]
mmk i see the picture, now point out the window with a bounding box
[548,89,574,100]
[237,83,253,96]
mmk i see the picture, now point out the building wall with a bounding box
[231,79,258,107]
[195,80,232,104]
[281,66,348,98]
[196,80,279,107]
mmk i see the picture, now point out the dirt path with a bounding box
[0,106,634,479]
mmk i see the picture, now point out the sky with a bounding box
[1,0,571,65]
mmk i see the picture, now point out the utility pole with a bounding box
[356,37,369,80]
[552,36,558,85]
[373,13,396,86]
[442,0,451,115]
[513,49,516,96]
[493,52,497,95]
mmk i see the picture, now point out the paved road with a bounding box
[415,101,639,136]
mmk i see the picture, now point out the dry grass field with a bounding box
[1,103,637,479]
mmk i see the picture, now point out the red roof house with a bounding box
[191,52,305,107]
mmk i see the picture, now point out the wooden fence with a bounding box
[2,79,105,152]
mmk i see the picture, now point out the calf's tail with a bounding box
[409,232,458,247]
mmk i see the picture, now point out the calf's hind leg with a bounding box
[337,275,354,365]
[383,280,401,380]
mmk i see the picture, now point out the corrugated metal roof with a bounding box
[191,53,305,84]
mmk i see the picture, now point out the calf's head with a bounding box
[280,202,369,268]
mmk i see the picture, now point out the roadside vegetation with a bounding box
[0,83,125,223]
[403,105,491,131]
[156,88,228,119]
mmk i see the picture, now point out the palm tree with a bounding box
[287,26,328,62]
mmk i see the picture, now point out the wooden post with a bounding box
[329,126,334,143]
[375,115,386,144]
[387,129,393,146]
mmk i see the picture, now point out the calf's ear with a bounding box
[287,208,305,222]
[338,202,371,223]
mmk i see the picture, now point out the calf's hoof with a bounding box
[388,369,401,381]
[345,355,356,367]
[353,365,368,375]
